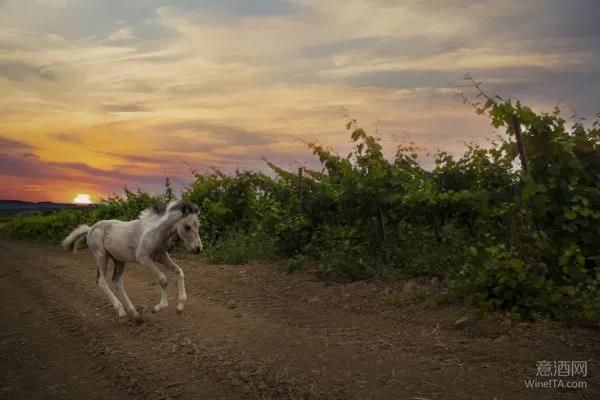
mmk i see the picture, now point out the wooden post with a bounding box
[510,115,532,234]
[297,167,303,203]
[377,206,389,263]
[511,115,529,172]
[377,207,385,243]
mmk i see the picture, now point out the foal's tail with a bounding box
[62,224,90,253]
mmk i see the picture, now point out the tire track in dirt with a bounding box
[1,240,352,399]
[33,251,469,399]
[1,250,243,400]
[1,236,599,400]
[0,274,129,400]
[19,266,342,398]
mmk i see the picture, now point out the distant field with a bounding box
[0,200,79,215]
[0,215,14,226]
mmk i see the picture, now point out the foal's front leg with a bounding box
[138,255,169,313]
[160,253,187,314]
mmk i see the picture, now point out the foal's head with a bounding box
[172,202,203,254]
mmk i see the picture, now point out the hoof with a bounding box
[152,304,166,313]
[133,314,144,325]
[176,305,184,315]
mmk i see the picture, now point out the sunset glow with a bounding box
[1,1,598,202]
[73,194,92,205]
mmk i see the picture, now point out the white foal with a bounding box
[62,200,202,322]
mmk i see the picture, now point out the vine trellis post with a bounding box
[510,114,533,236]
[511,115,529,173]
[297,167,304,204]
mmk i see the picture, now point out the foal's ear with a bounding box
[151,203,167,215]
[180,203,199,216]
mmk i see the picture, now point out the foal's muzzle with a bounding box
[194,245,202,254]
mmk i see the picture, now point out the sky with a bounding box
[1,0,599,202]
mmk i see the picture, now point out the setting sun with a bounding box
[73,194,92,205]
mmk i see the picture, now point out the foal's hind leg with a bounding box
[95,252,126,318]
[113,261,143,323]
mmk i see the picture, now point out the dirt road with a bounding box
[0,236,598,399]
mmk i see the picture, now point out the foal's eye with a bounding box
[184,225,191,231]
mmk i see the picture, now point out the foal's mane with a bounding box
[138,200,198,219]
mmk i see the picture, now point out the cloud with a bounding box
[103,103,148,113]
[176,0,303,18]
[0,136,35,151]
[105,27,136,43]
[319,49,589,80]
[0,151,170,185]
[92,150,165,164]
[49,132,83,143]
[158,121,274,145]
[0,61,57,82]
[34,0,68,8]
